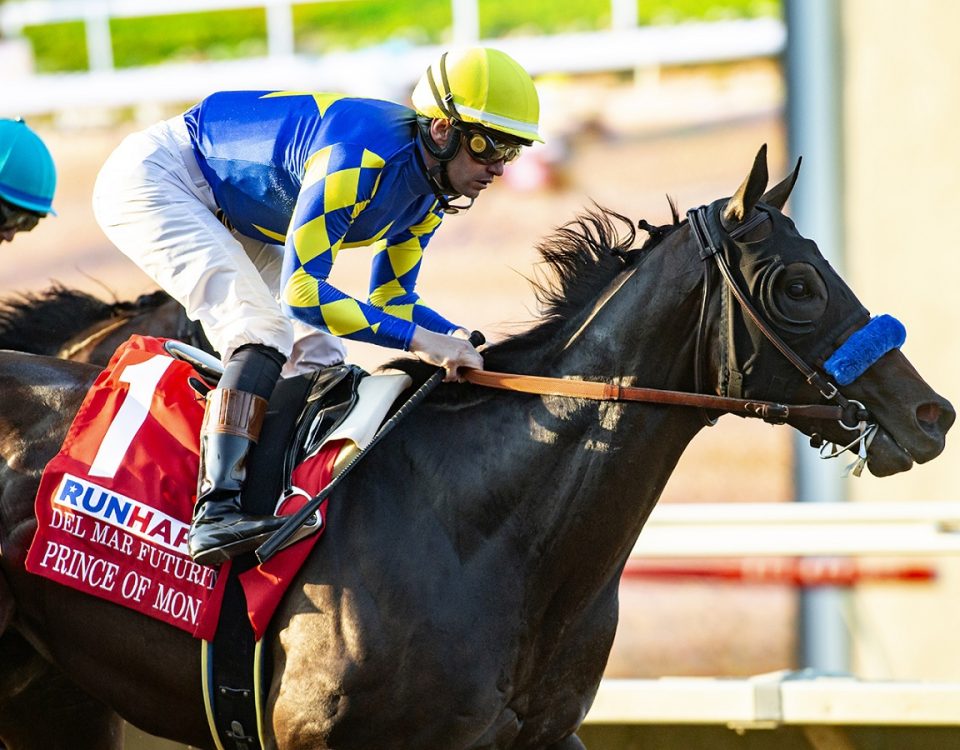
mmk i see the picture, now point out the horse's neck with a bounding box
[424,247,707,608]
[532,286,704,582]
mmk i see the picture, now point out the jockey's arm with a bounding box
[281,143,417,349]
[367,206,457,332]
[280,144,481,377]
[369,208,483,379]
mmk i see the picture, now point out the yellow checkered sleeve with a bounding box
[281,143,420,349]
[367,204,458,334]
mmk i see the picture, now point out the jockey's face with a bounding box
[0,199,42,243]
[429,120,506,200]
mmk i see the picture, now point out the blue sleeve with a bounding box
[280,142,417,350]
[367,204,460,335]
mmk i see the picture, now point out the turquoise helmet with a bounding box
[0,119,57,215]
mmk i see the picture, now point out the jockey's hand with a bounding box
[409,326,484,382]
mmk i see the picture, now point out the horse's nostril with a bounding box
[917,402,941,427]
[917,401,955,439]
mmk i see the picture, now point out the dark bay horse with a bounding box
[0,148,954,749]
[0,284,212,748]
[0,287,206,748]
[0,287,210,748]
[0,285,208,365]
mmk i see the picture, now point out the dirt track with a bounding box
[5,62,798,678]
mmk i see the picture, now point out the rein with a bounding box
[463,369,847,424]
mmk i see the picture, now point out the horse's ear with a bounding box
[761,156,802,210]
[722,145,769,226]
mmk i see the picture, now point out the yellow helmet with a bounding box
[412,47,543,144]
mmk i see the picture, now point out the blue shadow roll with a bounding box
[824,314,906,386]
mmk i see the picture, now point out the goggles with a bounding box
[0,200,41,233]
[458,125,523,165]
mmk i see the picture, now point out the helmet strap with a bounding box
[421,52,470,162]
[416,115,461,162]
[415,118,474,214]
[426,52,461,121]
[423,160,474,215]
[414,53,485,213]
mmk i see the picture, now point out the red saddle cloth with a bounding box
[25,335,338,641]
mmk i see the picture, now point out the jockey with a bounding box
[0,118,56,243]
[92,46,542,565]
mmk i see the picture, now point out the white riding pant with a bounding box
[92,115,345,377]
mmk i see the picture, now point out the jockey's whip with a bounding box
[256,330,485,564]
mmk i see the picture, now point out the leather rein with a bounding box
[463,369,844,424]
[464,205,871,431]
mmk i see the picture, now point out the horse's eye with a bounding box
[787,281,809,299]
[759,262,827,333]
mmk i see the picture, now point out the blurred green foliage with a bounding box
[479,0,611,36]
[21,21,88,72]
[112,9,268,67]
[294,0,451,52]
[19,0,780,73]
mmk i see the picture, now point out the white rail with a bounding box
[0,0,785,118]
[1,0,392,71]
[0,0,757,71]
[585,671,960,728]
[633,502,960,557]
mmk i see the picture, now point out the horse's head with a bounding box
[696,145,954,476]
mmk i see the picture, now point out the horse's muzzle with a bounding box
[867,396,954,477]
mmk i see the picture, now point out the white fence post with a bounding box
[611,0,638,30]
[265,0,295,58]
[451,0,480,45]
[84,1,114,71]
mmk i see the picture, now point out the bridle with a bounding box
[464,203,882,474]
[686,204,866,420]
[688,203,878,474]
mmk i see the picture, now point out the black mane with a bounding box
[480,206,637,370]
[391,203,682,382]
[0,285,170,355]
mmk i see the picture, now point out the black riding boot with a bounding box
[188,344,286,565]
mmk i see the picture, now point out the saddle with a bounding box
[27,336,412,638]
[26,336,413,750]
[165,339,368,518]
[243,363,366,518]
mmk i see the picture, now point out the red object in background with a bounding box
[622,558,936,587]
